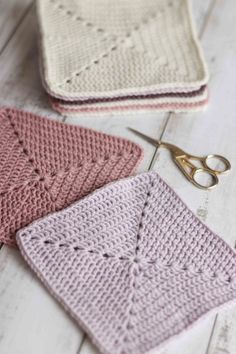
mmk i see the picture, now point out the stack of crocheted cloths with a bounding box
[38,0,209,115]
[0,108,142,246]
[17,172,236,354]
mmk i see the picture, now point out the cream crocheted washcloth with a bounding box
[38,0,209,100]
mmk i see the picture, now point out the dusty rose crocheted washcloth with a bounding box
[0,108,142,246]
[51,95,208,115]
[17,171,236,354]
[50,85,208,115]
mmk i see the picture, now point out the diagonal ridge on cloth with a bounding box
[0,107,142,246]
[50,0,114,38]
[17,171,236,354]
[53,2,172,86]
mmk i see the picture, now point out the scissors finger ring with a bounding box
[192,168,219,190]
[203,154,231,174]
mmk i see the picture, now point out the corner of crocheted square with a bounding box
[0,106,143,247]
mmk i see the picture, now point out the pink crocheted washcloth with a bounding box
[0,107,142,246]
[49,84,209,115]
[51,97,208,115]
[17,171,236,354]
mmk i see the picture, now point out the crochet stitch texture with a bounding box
[17,172,236,354]
[0,108,142,246]
[38,0,209,114]
[50,86,208,115]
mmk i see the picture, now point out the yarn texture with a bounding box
[50,86,208,115]
[0,108,142,246]
[17,172,236,354]
[38,0,209,114]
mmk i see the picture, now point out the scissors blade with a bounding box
[128,127,160,147]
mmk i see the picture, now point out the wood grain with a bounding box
[0,0,235,353]
[0,3,63,119]
[0,0,32,53]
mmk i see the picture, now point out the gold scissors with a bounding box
[128,128,231,190]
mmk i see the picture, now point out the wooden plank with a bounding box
[151,0,236,353]
[191,0,215,34]
[0,5,81,354]
[0,0,32,53]
[0,247,82,354]
[206,306,236,354]
[0,5,62,120]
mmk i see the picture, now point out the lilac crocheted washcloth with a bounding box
[17,172,236,354]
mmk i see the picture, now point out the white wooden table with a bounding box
[0,1,236,353]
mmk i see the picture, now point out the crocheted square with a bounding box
[50,85,208,115]
[0,108,142,246]
[38,0,209,100]
[17,172,236,354]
